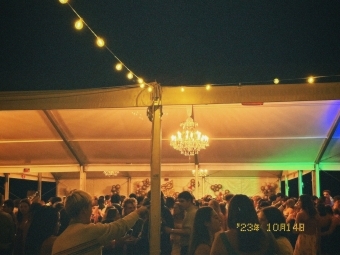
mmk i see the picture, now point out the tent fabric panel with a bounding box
[204,177,279,197]
[57,176,280,198]
[0,141,78,165]
[320,115,340,163]
[191,101,339,138]
[1,83,339,111]
[73,140,152,164]
[161,83,340,105]
[52,108,152,140]
[53,170,283,179]
[175,139,325,164]
[0,110,61,140]
[320,138,340,163]
[0,83,339,176]
[0,86,154,110]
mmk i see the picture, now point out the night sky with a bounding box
[1,0,340,91]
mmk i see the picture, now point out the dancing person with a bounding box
[51,189,148,255]
[258,206,293,255]
[0,194,15,255]
[188,206,221,255]
[24,206,59,255]
[165,191,197,255]
[208,199,226,231]
[210,194,279,255]
[293,194,320,255]
[323,190,334,207]
[13,198,31,255]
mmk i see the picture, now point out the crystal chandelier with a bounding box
[192,169,208,177]
[170,117,209,156]
[103,170,119,177]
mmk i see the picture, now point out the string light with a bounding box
[115,63,123,71]
[74,19,83,30]
[307,76,315,84]
[96,37,105,47]
[59,1,151,89]
[59,2,340,90]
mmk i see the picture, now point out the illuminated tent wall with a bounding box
[0,82,339,199]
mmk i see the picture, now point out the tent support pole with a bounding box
[278,178,281,192]
[195,164,198,199]
[298,170,303,196]
[202,177,205,198]
[38,173,42,200]
[313,165,321,197]
[4,173,10,200]
[314,111,340,164]
[284,175,289,197]
[55,180,60,197]
[128,177,131,195]
[149,96,162,255]
[80,166,86,191]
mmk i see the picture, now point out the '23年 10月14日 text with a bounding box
[236,223,305,232]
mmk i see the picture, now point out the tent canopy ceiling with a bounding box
[0,83,339,179]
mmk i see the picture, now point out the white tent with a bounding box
[0,82,339,191]
[1,82,339,254]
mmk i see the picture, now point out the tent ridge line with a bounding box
[314,110,340,164]
[43,110,84,166]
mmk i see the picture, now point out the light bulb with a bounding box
[206,84,211,90]
[273,78,279,84]
[115,63,123,71]
[138,78,144,84]
[307,76,315,84]
[127,72,133,79]
[140,83,145,88]
[181,87,185,92]
[148,86,153,92]
[59,0,68,4]
[96,37,105,47]
[74,19,83,30]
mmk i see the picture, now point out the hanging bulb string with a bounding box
[63,2,150,88]
[60,2,340,90]
[67,4,97,37]
[103,46,136,78]
[175,74,340,88]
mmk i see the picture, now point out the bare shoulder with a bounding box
[296,210,308,220]
[194,243,211,255]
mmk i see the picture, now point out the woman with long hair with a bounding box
[188,206,221,255]
[24,206,60,255]
[293,194,319,255]
[209,199,226,231]
[171,202,185,255]
[13,199,31,255]
[210,194,278,255]
[258,206,293,255]
[101,207,121,223]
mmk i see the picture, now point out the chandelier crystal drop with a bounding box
[170,117,209,156]
[192,169,208,177]
[103,170,119,177]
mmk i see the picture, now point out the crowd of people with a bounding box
[0,189,339,255]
